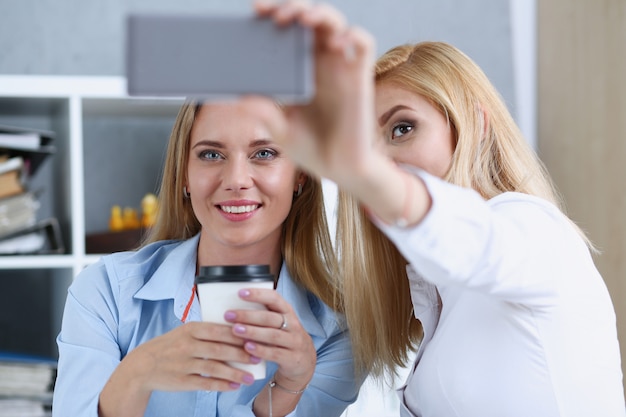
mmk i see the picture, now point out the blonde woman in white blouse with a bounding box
[256,1,626,416]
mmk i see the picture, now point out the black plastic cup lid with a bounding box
[196,264,274,283]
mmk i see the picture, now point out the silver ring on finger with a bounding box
[279,313,288,330]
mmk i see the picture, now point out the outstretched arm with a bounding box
[255,0,431,229]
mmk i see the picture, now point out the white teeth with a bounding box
[221,205,258,214]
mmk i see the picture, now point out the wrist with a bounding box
[359,162,429,228]
[270,376,309,394]
[257,374,309,417]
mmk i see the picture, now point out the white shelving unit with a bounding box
[0,75,182,275]
[0,75,182,358]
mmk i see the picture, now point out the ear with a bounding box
[294,171,308,192]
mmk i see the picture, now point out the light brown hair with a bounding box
[143,101,342,311]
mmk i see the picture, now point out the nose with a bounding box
[222,155,254,192]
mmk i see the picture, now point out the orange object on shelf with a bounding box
[122,207,141,230]
[108,205,124,232]
[141,193,158,228]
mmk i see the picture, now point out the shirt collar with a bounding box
[133,234,329,337]
[133,234,198,306]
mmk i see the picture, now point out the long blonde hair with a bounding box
[338,41,582,378]
[143,101,341,311]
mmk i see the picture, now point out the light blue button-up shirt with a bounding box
[52,235,362,417]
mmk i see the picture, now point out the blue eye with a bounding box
[254,149,277,160]
[199,150,223,160]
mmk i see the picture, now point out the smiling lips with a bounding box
[220,204,259,214]
[215,199,262,222]
[217,202,261,221]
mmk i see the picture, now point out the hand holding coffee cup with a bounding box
[195,264,275,379]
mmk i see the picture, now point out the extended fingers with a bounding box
[224,289,301,345]
[218,286,316,380]
[188,336,251,363]
[232,321,292,348]
[254,1,373,66]
[177,326,257,364]
[255,0,314,22]
[329,25,376,63]
[132,326,260,393]
[188,358,256,387]
[225,288,297,339]
[299,3,347,35]
[226,308,287,330]
[236,287,290,314]
[255,0,347,38]
[184,321,245,345]
[242,335,316,384]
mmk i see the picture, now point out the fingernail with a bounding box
[233,324,246,334]
[229,382,241,389]
[243,374,255,385]
[250,355,262,364]
[245,341,257,351]
[238,289,251,298]
[224,311,236,321]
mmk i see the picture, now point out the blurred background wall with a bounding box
[537,0,626,397]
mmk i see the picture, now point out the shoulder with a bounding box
[69,239,187,303]
[488,192,574,232]
[103,239,186,280]
[489,192,560,214]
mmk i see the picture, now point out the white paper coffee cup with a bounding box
[195,265,274,379]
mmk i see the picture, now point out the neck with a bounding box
[196,234,283,278]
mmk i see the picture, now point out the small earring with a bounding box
[183,186,191,198]
[295,183,303,197]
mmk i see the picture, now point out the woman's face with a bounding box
[187,98,301,256]
[375,81,455,178]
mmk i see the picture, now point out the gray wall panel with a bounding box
[0,0,515,110]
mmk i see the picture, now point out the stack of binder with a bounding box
[0,124,64,255]
[0,351,56,417]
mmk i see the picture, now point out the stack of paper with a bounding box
[0,124,64,255]
[0,352,56,417]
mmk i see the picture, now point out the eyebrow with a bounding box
[192,139,223,150]
[191,139,274,149]
[378,105,412,126]
[250,139,273,147]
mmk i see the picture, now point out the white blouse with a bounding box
[379,170,626,417]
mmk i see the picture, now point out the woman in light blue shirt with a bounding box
[52,97,363,417]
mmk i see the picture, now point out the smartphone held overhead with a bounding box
[125,13,314,103]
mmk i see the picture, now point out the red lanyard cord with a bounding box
[181,285,196,323]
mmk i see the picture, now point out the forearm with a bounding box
[347,155,431,228]
[98,354,151,417]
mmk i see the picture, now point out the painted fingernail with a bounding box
[224,311,237,321]
[229,382,241,389]
[245,341,257,351]
[238,289,251,298]
[233,324,246,334]
[243,374,255,384]
[250,355,262,364]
